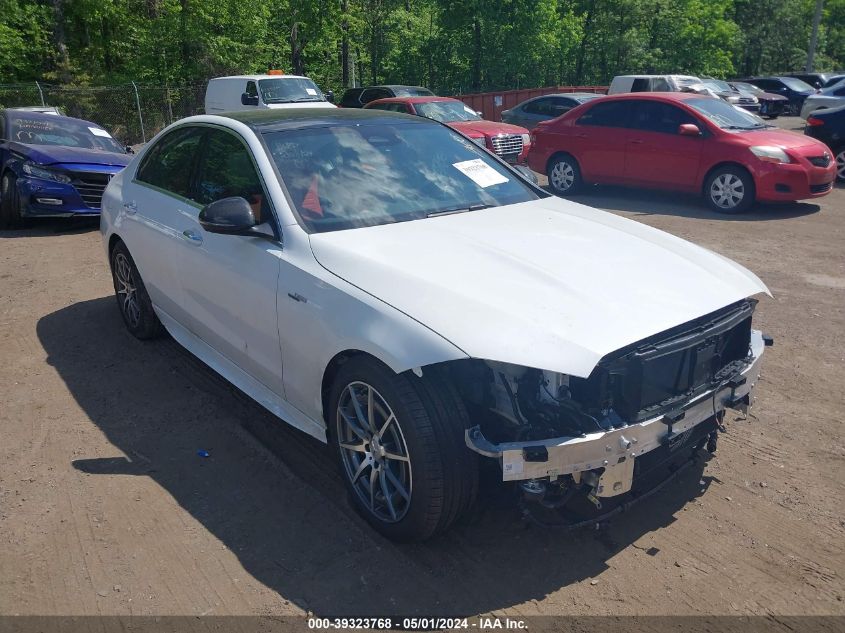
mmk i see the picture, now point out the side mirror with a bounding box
[678,123,701,137]
[198,197,258,235]
[512,164,539,185]
[241,92,259,106]
[325,90,335,103]
[125,145,135,154]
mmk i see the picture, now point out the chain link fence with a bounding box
[0,82,207,146]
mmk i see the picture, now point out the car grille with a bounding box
[490,134,524,160]
[70,171,110,209]
[810,181,833,193]
[570,300,754,423]
[737,97,757,105]
[808,154,831,168]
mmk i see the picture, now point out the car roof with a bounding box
[212,107,429,131]
[209,74,311,81]
[590,92,710,103]
[370,85,430,90]
[2,109,106,127]
[367,96,457,105]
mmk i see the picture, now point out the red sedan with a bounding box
[528,92,836,213]
[365,96,531,164]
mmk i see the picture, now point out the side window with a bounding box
[136,127,205,199]
[834,87,845,96]
[652,78,671,92]
[194,129,268,222]
[245,81,258,99]
[631,78,651,92]
[367,102,393,111]
[630,101,695,134]
[340,89,363,107]
[524,97,551,115]
[361,88,390,104]
[576,101,631,128]
[549,97,576,115]
[0,115,5,140]
[755,80,774,90]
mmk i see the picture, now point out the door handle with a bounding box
[181,229,203,245]
[123,201,137,214]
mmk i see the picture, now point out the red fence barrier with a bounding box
[454,86,608,122]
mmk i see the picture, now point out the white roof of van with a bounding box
[209,74,310,81]
[614,74,700,80]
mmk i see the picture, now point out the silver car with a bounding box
[501,93,602,130]
[800,78,845,119]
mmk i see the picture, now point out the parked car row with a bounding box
[527,92,836,213]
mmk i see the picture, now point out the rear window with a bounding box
[393,87,434,97]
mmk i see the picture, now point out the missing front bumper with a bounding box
[465,330,766,498]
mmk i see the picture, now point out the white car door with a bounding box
[119,126,206,323]
[174,126,285,394]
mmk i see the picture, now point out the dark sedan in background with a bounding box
[501,92,602,130]
[805,104,845,181]
[0,110,130,228]
[739,76,815,115]
[338,85,434,108]
[730,82,788,119]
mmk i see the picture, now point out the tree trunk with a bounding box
[806,0,824,72]
[471,16,481,91]
[341,0,350,86]
[51,0,72,82]
[574,0,597,84]
[290,22,306,76]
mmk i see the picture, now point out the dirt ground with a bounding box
[1,117,843,619]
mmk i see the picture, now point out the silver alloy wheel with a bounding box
[114,252,141,328]
[836,149,845,181]
[710,173,745,209]
[336,381,412,523]
[550,160,575,192]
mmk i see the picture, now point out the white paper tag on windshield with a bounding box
[305,88,318,95]
[89,127,112,138]
[453,158,508,188]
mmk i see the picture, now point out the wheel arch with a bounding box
[700,161,755,193]
[107,233,124,260]
[545,150,579,175]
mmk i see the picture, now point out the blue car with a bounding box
[0,110,131,228]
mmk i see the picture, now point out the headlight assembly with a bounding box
[22,162,72,184]
[749,146,792,164]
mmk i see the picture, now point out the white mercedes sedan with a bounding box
[100,108,770,541]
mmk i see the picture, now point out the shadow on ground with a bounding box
[40,297,715,616]
[544,185,824,221]
[0,217,100,238]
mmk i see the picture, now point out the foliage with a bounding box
[1,0,843,94]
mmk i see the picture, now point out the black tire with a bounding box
[328,356,478,542]
[704,165,755,214]
[0,172,23,229]
[834,146,845,183]
[110,241,164,339]
[546,153,583,195]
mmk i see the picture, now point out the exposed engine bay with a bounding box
[442,299,770,526]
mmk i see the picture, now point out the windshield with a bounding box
[732,82,761,94]
[8,115,125,152]
[264,122,539,233]
[259,78,324,104]
[393,87,434,97]
[687,98,769,130]
[703,79,732,92]
[414,101,481,122]
[780,77,814,92]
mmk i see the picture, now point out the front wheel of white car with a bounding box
[328,356,477,542]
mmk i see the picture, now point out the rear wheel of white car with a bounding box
[547,154,582,195]
[110,241,164,340]
[704,166,755,214]
[328,356,477,542]
[0,173,23,230]
[835,146,845,182]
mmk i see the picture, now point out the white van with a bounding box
[608,74,701,94]
[204,74,336,113]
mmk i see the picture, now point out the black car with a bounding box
[742,77,815,115]
[339,85,434,108]
[804,104,845,181]
[786,72,833,90]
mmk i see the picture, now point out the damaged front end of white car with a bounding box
[440,299,772,527]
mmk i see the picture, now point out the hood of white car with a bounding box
[309,198,769,377]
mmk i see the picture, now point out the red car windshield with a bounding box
[686,98,769,131]
[414,101,482,123]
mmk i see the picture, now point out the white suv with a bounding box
[608,74,702,94]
